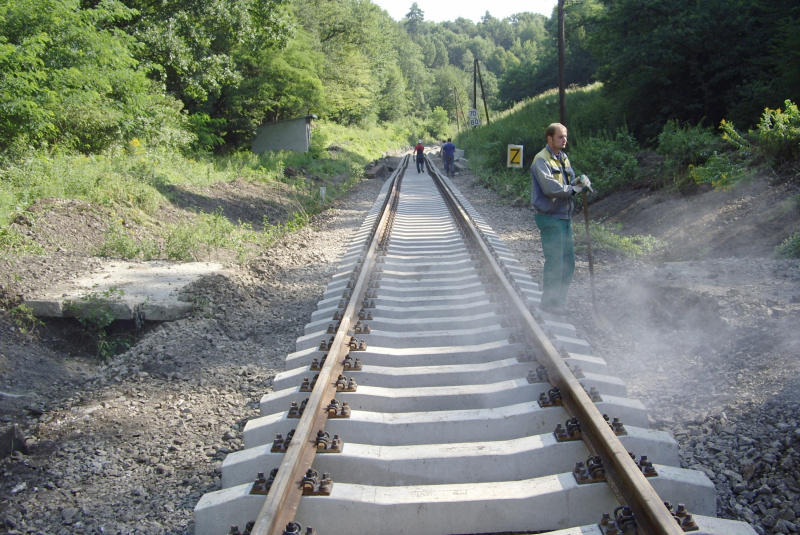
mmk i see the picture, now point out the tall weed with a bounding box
[755,100,800,162]
[721,100,800,164]
[95,218,159,259]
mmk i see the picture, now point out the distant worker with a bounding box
[530,122,591,313]
[441,138,456,177]
[414,140,425,173]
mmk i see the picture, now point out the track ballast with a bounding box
[194,155,757,535]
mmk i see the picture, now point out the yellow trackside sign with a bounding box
[507,144,523,168]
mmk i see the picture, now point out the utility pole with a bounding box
[473,62,478,111]
[475,59,491,126]
[558,0,567,127]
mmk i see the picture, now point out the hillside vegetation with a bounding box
[1,0,799,273]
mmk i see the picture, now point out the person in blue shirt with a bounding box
[441,138,456,177]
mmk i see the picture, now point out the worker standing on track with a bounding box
[442,138,456,177]
[530,122,591,313]
[414,140,425,173]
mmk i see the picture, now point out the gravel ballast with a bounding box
[1,159,799,535]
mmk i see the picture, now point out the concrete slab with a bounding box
[23,260,224,321]
[222,425,679,489]
[195,468,715,535]
[544,515,757,535]
[243,397,648,448]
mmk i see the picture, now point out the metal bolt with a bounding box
[283,522,302,535]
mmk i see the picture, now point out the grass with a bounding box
[0,120,406,263]
[573,221,663,258]
[455,84,637,203]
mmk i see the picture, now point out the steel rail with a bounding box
[249,156,408,535]
[250,151,682,534]
[428,163,684,535]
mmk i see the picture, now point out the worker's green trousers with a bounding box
[534,213,575,308]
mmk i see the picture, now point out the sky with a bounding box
[371,0,559,24]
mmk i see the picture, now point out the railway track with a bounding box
[194,154,756,535]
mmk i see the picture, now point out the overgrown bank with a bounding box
[0,122,408,268]
[454,86,800,258]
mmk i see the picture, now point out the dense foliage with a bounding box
[591,0,800,141]
[0,0,190,153]
[3,0,800,155]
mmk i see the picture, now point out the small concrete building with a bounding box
[252,115,317,154]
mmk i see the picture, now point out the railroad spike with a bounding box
[301,469,333,496]
[288,399,308,418]
[554,418,581,442]
[584,385,602,402]
[300,375,318,392]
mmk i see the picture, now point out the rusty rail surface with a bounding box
[245,153,686,535]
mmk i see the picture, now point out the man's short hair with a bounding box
[545,123,567,139]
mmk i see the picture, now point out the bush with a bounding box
[426,107,450,140]
[775,231,800,259]
[689,152,745,188]
[720,100,800,165]
[572,129,640,192]
[656,120,717,167]
[754,100,800,162]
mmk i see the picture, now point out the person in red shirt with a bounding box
[414,140,425,173]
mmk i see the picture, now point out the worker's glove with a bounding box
[579,174,594,193]
[572,185,584,194]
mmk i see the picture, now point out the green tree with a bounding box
[404,3,425,35]
[222,29,325,146]
[124,0,292,108]
[590,0,769,138]
[0,0,189,153]
[394,33,433,113]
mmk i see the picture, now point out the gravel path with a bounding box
[1,160,799,535]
